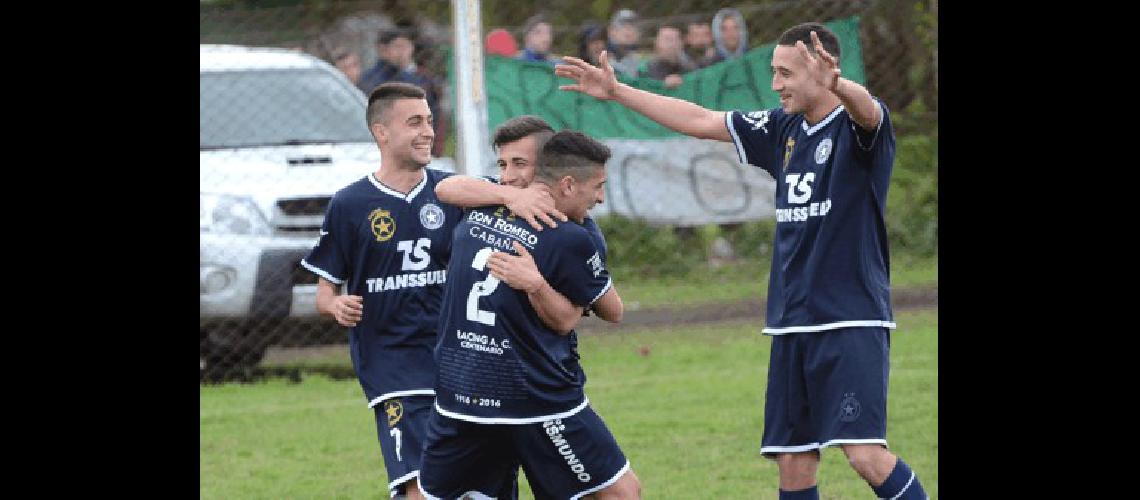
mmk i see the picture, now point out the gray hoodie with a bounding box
[711,8,748,60]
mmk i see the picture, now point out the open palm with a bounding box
[554,50,618,100]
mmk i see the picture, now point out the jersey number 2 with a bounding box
[466,247,500,326]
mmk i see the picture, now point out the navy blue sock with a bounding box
[779,486,819,500]
[871,458,927,499]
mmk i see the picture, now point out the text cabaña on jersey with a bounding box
[467,211,538,246]
[775,199,832,223]
[365,270,447,293]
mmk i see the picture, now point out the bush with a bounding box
[886,125,938,257]
[594,216,707,278]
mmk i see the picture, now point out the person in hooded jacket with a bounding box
[711,8,749,63]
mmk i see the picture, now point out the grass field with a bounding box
[200,308,937,499]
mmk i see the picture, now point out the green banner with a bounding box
[478,16,865,139]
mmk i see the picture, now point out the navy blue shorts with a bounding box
[760,327,891,457]
[373,395,434,497]
[419,405,630,500]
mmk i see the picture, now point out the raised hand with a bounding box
[506,184,567,231]
[796,31,841,92]
[554,50,619,100]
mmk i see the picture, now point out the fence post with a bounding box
[450,0,491,176]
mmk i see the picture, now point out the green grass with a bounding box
[202,308,937,499]
[618,254,938,310]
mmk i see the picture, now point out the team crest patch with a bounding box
[368,208,396,242]
[384,399,403,427]
[419,203,444,230]
[814,138,833,164]
[838,392,861,422]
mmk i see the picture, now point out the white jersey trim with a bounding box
[417,482,499,500]
[725,111,748,165]
[388,470,419,497]
[570,460,631,500]
[854,100,886,151]
[823,438,889,448]
[368,172,428,203]
[300,259,344,285]
[433,396,589,424]
[761,443,822,454]
[762,320,897,335]
[761,438,888,455]
[802,105,845,136]
[416,479,443,500]
[368,389,436,408]
[589,278,613,305]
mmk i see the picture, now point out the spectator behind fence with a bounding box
[331,46,363,86]
[712,8,748,61]
[516,14,559,65]
[641,24,694,89]
[358,28,445,156]
[684,17,722,68]
[605,8,645,78]
[577,21,607,66]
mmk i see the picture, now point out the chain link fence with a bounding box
[200,0,937,381]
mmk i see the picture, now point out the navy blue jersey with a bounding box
[434,206,612,423]
[725,101,896,334]
[480,175,608,260]
[301,169,465,407]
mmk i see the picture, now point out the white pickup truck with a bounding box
[203,44,436,376]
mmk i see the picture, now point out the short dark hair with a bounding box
[521,14,549,37]
[492,115,555,150]
[535,130,611,185]
[366,82,426,127]
[777,22,840,61]
[378,28,412,46]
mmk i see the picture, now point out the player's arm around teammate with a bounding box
[436,175,567,232]
[488,241,623,334]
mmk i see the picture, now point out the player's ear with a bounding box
[559,176,575,195]
[371,121,388,144]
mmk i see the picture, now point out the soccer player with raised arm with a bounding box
[555,22,928,500]
[418,131,641,500]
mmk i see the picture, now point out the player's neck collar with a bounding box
[368,170,427,203]
[801,104,845,136]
